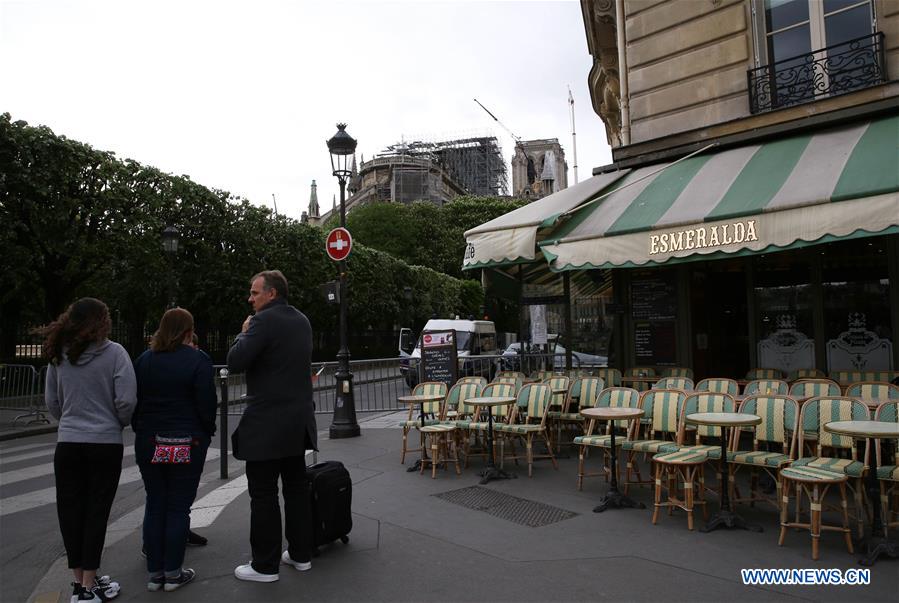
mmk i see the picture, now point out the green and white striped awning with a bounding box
[540,115,899,271]
[462,169,628,270]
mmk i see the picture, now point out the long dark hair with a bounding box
[34,298,111,365]
[150,308,194,353]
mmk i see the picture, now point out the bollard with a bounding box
[218,368,229,479]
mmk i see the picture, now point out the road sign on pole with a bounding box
[326,227,353,262]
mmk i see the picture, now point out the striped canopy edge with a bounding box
[539,115,899,271]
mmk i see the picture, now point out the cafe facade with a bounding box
[464,0,899,380]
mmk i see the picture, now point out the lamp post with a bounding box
[161,225,180,308]
[327,123,360,438]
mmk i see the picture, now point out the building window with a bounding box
[749,0,884,113]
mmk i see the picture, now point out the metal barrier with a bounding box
[0,364,50,425]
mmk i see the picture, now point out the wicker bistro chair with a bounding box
[399,381,448,464]
[544,375,571,412]
[493,382,558,477]
[787,368,826,381]
[492,375,523,394]
[696,377,739,396]
[653,377,694,391]
[595,367,622,387]
[443,381,484,421]
[457,376,487,389]
[496,371,526,381]
[874,400,899,535]
[531,370,555,382]
[743,379,789,395]
[746,368,784,380]
[574,387,641,491]
[727,395,799,510]
[625,367,656,392]
[568,368,596,379]
[845,381,899,404]
[663,367,694,379]
[459,381,516,468]
[789,379,842,398]
[791,396,870,538]
[778,465,853,560]
[621,389,687,493]
[831,370,899,388]
[546,376,604,453]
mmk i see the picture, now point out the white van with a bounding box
[399,319,498,388]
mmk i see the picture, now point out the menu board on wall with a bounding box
[631,275,677,321]
[634,321,677,365]
[420,330,458,388]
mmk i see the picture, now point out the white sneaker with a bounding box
[280,550,312,571]
[234,564,279,582]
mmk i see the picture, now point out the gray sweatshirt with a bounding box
[45,340,138,444]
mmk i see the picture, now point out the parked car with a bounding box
[500,341,607,371]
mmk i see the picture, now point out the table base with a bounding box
[859,536,899,567]
[407,459,424,472]
[592,487,645,513]
[479,465,516,484]
[700,509,763,533]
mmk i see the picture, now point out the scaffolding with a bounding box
[380,136,509,198]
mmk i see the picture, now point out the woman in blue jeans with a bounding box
[133,308,216,592]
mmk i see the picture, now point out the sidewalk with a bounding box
[29,415,899,602]
[0,408,57,441]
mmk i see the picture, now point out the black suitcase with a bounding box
[307,460,352,553]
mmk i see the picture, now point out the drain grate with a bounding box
[433,486,577,527]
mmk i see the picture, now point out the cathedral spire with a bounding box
[308,180,320,218]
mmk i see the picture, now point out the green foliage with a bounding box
[0,113,485,358]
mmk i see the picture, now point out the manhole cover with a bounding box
[433,485,577,527]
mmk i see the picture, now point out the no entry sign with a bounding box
[326,227,352,262]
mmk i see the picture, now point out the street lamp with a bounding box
[162,225,180,308]
[327,123,360,439]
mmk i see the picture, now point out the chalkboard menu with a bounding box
[631,275,677,321]
[634,321,677,365]
[420,330,458,388]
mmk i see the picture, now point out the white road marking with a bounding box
[0,441,53,455]
[0,447,136,485]
[0,449,220,516]
[189,474,248,528]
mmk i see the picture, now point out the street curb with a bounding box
[0,425,57,442]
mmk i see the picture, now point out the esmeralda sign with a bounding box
[649,219,759,255]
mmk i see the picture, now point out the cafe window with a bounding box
[821,237,892,371]
[753,253,815,373]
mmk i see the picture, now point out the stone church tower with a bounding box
[511,139,568,200]
[302,180,321,226]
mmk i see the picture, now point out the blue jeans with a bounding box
[136,433,209,574]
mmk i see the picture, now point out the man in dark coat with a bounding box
[228,270,318,582]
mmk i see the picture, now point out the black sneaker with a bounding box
[186,530,208,546]
[88,583,119,602]
[164,568,196,592]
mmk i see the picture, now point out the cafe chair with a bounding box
[595,367,622,387]
[845,381,899,404]
[743,379,789,396]
[625,367,656,392]
[778,465,853,560]
[492,375,523,394]
[532,370,555,382]
[496,371,526,381]
[546,376,604,453]
[727,394,798,510]
[399,381,448,464]
[789,379,841,399]
[650,447,710,530]
[791,396,870,538]
[663,367,694,379]
[621,389,687,493]
[544,375,571,412]
[653,376,693,391]
[696,377,739,396]
[678,392,737,487]
[494,382,558,477]
[457,376,487,389]
[746,368,783,380]
[874,400,899,536]
[574,387,641,491]
[443,380,483,421]
[787,368,825,381]
[418,423,462,479]
[462,381,516,468]
[830,370,899,388]
[568,368,595,379]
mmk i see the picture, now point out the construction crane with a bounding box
[473,98,535,185]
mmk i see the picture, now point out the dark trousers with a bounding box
[136,434,209,574]
[246,455,312,574]
[54,442,124,570]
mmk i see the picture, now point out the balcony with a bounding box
[748,32,886,114]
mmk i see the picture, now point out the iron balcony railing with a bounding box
[748,32,886,114]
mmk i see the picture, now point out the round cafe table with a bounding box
[398,393,445,473]
[465,396,516,484]
[824,420,899,566]
[685,412,762,533]
[580,407,645,512]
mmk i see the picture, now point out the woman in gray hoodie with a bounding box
[40,298,137,603]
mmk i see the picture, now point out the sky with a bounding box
[1,0,613,220]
